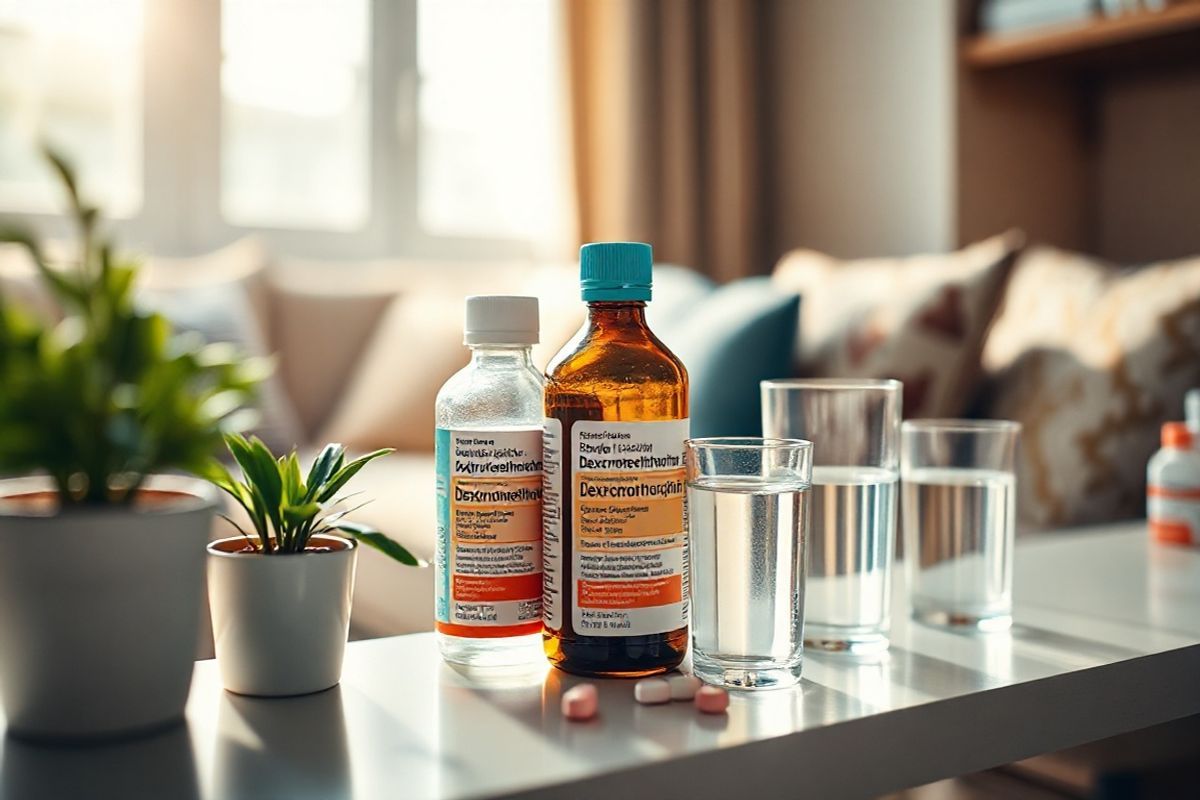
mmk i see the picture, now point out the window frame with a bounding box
[2,0,542,261]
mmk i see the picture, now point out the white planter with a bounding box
[207,534,357,697]
[0,475,216,740]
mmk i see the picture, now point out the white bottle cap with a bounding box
[463,295,539,346]
[1187,388,1200,432]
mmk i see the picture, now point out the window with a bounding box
[0,0,142,216]
[0,0,567,258]
[417,0,561,243]
[221,0,369,230]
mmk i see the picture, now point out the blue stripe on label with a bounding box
[435,427,451,624]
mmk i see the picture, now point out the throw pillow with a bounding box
[772,232,1023,417]
[270,257,542,436]
[981,247,1200,528]
[317,291,463,452]
[269,283,395,436]
[319,287,584,452]
[654,277,800,438]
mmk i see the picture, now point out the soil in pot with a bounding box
[209,536,354,555]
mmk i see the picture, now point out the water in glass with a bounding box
[903,467,1015,629]
[688,475,809,689]
[803,466,898,653]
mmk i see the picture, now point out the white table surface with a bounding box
[2,521,1198,800]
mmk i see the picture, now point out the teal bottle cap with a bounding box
[580,242,652,302]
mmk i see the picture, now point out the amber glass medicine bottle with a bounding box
[542,242,689,677]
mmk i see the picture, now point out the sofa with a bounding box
[3,233,1198,642]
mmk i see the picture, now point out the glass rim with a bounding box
[685,436,813,451]
[760,377,902,393]
[901,418,1021,434]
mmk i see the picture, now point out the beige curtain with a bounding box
[564,0,765,282]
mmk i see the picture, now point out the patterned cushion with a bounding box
[981,247,1200,527]
[772,233,1023,417]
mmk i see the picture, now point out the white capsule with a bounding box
[667,674,702,701]
[634,678,671,705]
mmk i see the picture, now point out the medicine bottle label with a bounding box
[435,428,544,636]
[1148,484,1200,546]
[544,418,689,637]
[542,418,565,630]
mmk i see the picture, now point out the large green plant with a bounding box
[0,150,264,505]
[208,434,421,564]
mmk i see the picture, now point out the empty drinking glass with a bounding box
[901,419,1020,632]
[761,379,901,655]
[686,437,812,690]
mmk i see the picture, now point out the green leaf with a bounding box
[42,145,80,207]
[199,389,248,423]
[316,448,393,503]
[248,438,284,521]
[304,443,343,503]
[331,521,423,567]
[244,483,274,553]
[281,452,303,506]
[225,434,283,537]
[201,459,268,544]
[282,501,320,528]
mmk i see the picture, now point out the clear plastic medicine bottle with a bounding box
[434,295,546,667]
[1148,421,1200,547]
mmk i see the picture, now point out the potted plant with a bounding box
[0,151,264,740]
[206,434,422,697]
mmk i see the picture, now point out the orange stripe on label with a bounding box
[577,575,682,609]
[1148,485,1200,500]
[1150,519,1196,545]
[453,573,542,602]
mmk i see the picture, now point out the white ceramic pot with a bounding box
[0,475,217,740]
[207,534,357,697]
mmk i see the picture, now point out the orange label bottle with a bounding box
[543,242,690,677]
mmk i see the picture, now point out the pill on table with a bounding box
[667,674,702,701]
[634,678,671,705]
[694,685,729,714]
[562,683,598,721]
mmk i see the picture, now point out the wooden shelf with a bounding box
[963,3,1200,69]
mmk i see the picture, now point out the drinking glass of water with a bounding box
[761,379,901,655]
[901,419,1020,631]
[685,437,812,690]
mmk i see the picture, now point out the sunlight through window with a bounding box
[417,0,562,242]
[0,0,142,215]
[221,0,369,230]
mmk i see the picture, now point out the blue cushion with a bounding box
[652,276,800,438]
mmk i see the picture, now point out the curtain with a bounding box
[563,0,765,282]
